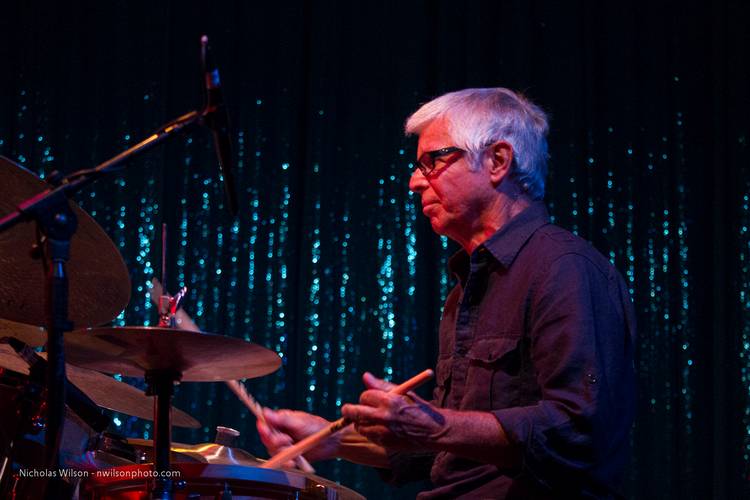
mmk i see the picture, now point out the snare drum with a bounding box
[80,463,365,500]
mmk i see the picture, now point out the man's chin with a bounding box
[428,217,449,235]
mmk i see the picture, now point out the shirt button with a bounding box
[586,373,597,384]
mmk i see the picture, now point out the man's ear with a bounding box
[489,141,513,186]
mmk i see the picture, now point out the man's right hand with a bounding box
[257,409,340,464]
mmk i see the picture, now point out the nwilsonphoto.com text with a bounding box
[18,468,181,479]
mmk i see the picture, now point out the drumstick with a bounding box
[261,369,434,469]
[225,379,315,473]
[225,379,265,422]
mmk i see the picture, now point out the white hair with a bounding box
[405,88,549,200]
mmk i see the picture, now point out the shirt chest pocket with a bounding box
[461,335,523,411]
[433,358,452,407]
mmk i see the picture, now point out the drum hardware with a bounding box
[147,369,179,497]
[156,223,190,330]
[158,286,187,330]
[0,155,132,495]
[0,32,365,499]
[0,341,200,429]
[85,433,139,465]
[0,34,240,493]
[150,277,317,475]
[62,326,281,498]
[149,281,189,492]
[2,336,111,434]
[66,327,281,498]
[0,168,363,499]
[214,426,240,447]
[0,344,107,499]
[0,156,81,497]
[0,116,193,496]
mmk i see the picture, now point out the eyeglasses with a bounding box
[415,146,466,177]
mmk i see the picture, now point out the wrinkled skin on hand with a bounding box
[256,408,338,465]
[341,373,446,451]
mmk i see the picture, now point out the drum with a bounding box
[80,463,365,500]
[0,366,103,499]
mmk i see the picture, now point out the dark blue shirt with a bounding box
[386,202,636,499]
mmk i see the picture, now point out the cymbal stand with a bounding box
[151,228,188,498]
[145,368,181,499]
[0,184,78,499]
[0,108,205,500]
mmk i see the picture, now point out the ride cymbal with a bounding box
[0,156,131,327]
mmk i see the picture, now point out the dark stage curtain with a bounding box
[1,1,748,498]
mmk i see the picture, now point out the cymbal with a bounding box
[0,156,131,327]
[66,364,200,429]
[64,327,282,382]
[0,318,47,346]
[0,344,200,429]
[172,442,261,466]
[126,439,261,466]
[124,438,203,464]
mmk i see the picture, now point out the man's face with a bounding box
[409,118,495,241]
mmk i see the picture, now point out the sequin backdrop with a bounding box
[1,1,748,498]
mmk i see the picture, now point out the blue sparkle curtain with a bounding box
[1,1,748,498]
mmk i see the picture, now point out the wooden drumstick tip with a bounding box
[391,368,433,394]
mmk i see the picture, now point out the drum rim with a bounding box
[82,462,365,499]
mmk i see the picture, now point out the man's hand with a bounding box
[257,409,340,464]
[342,373,515,466]
[341,372,446,451]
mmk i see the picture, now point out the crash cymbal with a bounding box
[0,156,131,327]
[0,318,47,347]
[64,327,282,382]
[0,345,199,428]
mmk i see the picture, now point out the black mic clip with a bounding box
[200,35,239,217]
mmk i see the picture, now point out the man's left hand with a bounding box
[341,372,446,451]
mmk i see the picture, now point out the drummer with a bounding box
[258,88,636,499]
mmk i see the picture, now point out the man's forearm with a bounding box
[428,410,519,468]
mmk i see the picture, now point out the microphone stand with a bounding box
[0,106,217,500]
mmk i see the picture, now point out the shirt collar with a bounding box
[448,201,550,280]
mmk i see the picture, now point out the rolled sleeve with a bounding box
[492,252,634,491]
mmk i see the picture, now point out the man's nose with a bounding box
[409,167,428,193]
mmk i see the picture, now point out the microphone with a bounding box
[200,35,239,216]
